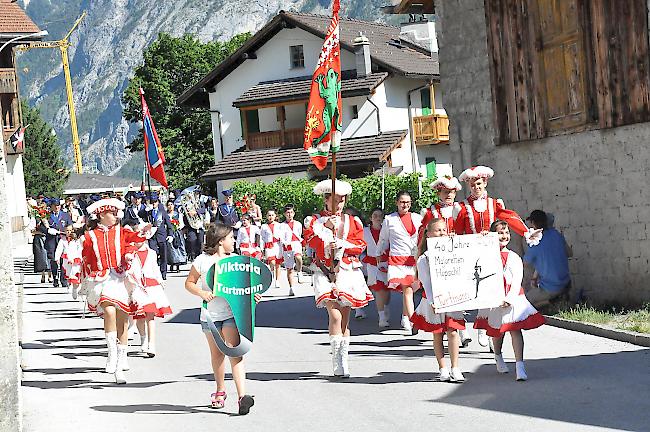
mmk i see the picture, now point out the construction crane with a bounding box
[18,12,86,174]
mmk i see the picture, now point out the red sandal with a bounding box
[210,391,227,409]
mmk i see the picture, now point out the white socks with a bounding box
[495,354,509,374]
[515,361,527,381]
[330,335,343,376]
[105,332,118,374]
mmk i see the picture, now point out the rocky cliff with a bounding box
[18,0,393,177]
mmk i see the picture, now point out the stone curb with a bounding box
[544,315,650,348]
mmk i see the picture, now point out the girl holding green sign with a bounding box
[184,223,258,415]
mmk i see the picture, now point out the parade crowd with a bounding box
[28,165,572,416]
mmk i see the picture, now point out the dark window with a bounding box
[425,157,437,179]
[420,88,432,115]
[290,45,304,69]
[485,0,650,144]
[351,105,359,119]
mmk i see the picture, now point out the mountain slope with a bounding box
[18,0,394,177]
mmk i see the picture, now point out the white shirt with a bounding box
[192,253,234,322]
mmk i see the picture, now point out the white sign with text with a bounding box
[426,233,505,313]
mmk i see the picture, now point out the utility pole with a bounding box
[17,12,86,174]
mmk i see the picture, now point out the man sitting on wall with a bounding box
[523,210,572,308]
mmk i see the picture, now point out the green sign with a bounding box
[204,255,272,357]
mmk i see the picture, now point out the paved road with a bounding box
[17,258,650,432]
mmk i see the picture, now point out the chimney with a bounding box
[353,32,371,77]
[400,16,438,54]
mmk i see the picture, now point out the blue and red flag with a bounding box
[140,87,168,189]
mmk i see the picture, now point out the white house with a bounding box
[178,10,450,191]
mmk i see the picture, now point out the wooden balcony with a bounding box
[0,68,17,94]
[413,114,450,145]
[247,128,303,150]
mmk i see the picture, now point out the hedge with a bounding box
[231,173,438,224]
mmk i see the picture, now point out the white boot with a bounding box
[330,335,343,376]
[114,368,127,385]
[495,354,510,374]
[145,340,156,358]
[401,315,412,333]
[71,285,78,300]
[378,310,389,328]
[140,334,148,353]
[477,329,489,347]
[515,361,528,381]
[105,332,118,374]
[117,344,129,371]
[340,337,350,378]
[459,329,472,348]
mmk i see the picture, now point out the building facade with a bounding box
[437,0,650,306]
[179,10,451,190]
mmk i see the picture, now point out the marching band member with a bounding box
[304,180,373,377]
[236,214,262,260]
[377,191,423,334]
[81,198,153,384]
[280,204,304,296]
[419,175,472,347]
[455,166,542,347]
[363,208,390,327]
[474,220,545,381]
[54,224,83,299]
[261,209,284,288]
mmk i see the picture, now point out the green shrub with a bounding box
[231,173,437,223]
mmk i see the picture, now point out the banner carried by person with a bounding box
[425,233,505,313]
[140,87,168,188]
[204,255,273,357]
[303,0,342,171]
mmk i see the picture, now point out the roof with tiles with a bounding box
[178,10,438,108]
[0,0,40,35]
[202,129,408,181]
[233,71,388,108]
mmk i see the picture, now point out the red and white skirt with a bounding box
[84,270,154,316]
[387,256,417,291]
[134,283,172,318]
[312,263,373,309]
[410,298,465,333]
[61,257,82,285]
[363,257,388,291]
[264,241,283,264]
[473,294,545,337]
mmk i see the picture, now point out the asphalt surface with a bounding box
[17,259,650,432]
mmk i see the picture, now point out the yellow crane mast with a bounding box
[18,12,86,174]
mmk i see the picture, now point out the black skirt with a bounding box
[33,235,50,273]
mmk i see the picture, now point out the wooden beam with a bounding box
[239,99,309,111]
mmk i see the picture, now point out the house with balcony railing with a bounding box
[179,8,451,191]
[0,2,45,237]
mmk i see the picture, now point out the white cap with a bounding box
[86,198,125,216]
[459,166,494,182]
[313,179,352,196]
[430,175,462,191]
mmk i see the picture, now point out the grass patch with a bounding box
[555,304,650,334]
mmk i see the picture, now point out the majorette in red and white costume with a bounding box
[410,253,466,333]
[303,180,373,310]
[419,176,463,241]
[261,220,284,264]
[377,209,423,290]
[280,218,303,269]
[455,166,542,246]
[473,248,545,336]
[127,227,173,319]
[55,236,83,286]
[362,225,388,291]
[304,179,373,378]
[236,224,262,260]
[81,199,152,316]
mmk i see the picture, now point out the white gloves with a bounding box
[47,228,59,235]
[524,228,543,246]
[166,236,174,244]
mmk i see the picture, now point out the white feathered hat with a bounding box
[458,166,494,182]
[430,175,462,191]
[313,179,352,196]
[86,198,125,219]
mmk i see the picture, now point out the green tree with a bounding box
[232,173,436,224]
[122,32,251,189]
[21,101,68,197]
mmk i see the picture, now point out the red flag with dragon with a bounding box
[303,0,342,171]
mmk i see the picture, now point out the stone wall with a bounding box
[437,0,650,306]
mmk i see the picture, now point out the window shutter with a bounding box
[531,0,589,132]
